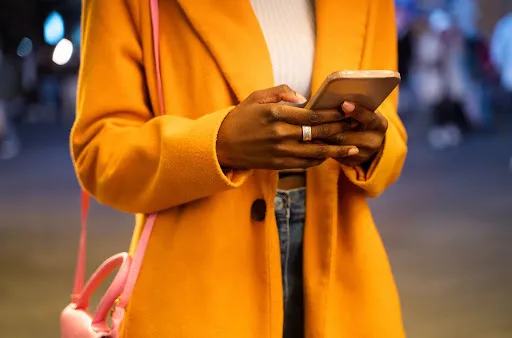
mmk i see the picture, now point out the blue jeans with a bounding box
[275,188,306,338]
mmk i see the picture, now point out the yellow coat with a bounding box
[72,0,408,337]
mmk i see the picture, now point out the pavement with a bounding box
[0,122,511,338]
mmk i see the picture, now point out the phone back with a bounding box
[306,70,401,111]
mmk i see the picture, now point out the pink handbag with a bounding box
[60,0,163,336]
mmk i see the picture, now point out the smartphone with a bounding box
[305,70,401,111]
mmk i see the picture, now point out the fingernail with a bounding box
[295,92,307,104]
[342,101,355,113]
[348,147,359,156]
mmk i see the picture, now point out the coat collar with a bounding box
[176,0,369,102]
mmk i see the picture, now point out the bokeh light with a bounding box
[44,11,65,45]
[52,38,73,65]
[16,37,33,57]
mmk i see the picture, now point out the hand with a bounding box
[328,102,388,167]
[216,85,360,170]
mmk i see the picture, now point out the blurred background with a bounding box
[0,0,511,337]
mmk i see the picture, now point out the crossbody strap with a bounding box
[71,190,90,303]
[72,0,163,305]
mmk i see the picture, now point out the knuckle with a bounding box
[368,113,379,128]
[272,142,288,155]
[246,91,257,102]
[267,105,281,122]
[247,90,263,103]
[321,124,332,137]
[268,124,281,139]
[333,132,346,144]
[313,145,328,158]
[307,110,323,125]
[329,109,344,121]
[370,134,384,150]
[273,123,289,139]
[278,84,292,93]
[336,147,350,157]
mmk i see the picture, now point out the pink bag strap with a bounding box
[150,0,165,116]
[71,190,90,303]
[71,0,163,306]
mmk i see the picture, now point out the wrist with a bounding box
[216,141,233,168]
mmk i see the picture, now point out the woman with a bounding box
[415,9,470,149]
[72,0,407,337]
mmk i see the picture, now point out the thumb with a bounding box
[245,85,307,105]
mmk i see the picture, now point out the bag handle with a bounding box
[71,0,163,306]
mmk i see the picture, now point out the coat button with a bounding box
[251,199,267,221]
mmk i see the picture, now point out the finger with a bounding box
[267,105,345,126]
[310,120,352,139]
[246,85,307,105]
[281,143,359,159]
[334,148,376,166]
[326,130,384,150]
[337,146,377,164]
[341,102,387,132]
[276,121,352,141]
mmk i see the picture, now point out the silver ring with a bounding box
[302,125,312,142]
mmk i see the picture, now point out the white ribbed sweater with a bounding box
[250,0,316,98]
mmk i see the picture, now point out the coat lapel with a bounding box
[177,0,369,101]
[176,0,274,102]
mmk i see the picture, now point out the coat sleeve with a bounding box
[71,0,251,214]
[340,0,408,198]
